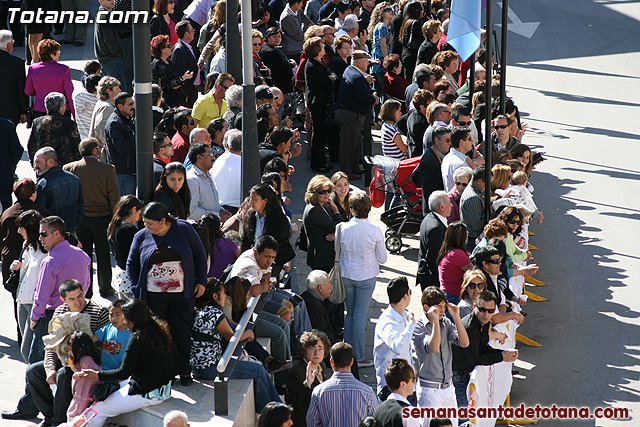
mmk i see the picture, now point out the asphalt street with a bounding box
[498,0,640,425]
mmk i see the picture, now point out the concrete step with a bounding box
[107,378,255,426]
[106,338,272,426]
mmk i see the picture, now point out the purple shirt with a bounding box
[207,238,238,280]
[25,60,75,117]
[31,240,91,321]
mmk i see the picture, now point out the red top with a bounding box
[383,71,409,100]
[170,131,190,163]
[438,248,471,296]
[168,18,179,46]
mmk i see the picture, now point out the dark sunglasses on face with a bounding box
[488,258,502,264]
[188,119,196,125]
[467,282,484,290]
[476,306,493,313]
[455,181,468,187]
[495,124,509,129]
[508,219,521,225]
[456,120,471,126]
[317,189,331,195]
[39,231,49,237]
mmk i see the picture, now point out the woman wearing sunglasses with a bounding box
[496,206,531,264]
[457,269,486,319]
[302,175,344,274]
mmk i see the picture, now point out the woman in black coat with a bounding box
[259,27,295,95]
[304,37,336,173]
[399,2,425,81]
[150,35,193,108]
[302,175,343,273]
[149,0,178,46]
[240,183,294,277]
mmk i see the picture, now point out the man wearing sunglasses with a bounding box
[192,73,234,128]
[479,114,520,157]
[451,290,518,408]
[472,246,525,326]
[441,127,475,193]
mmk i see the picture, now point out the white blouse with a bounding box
[337,218,387,281]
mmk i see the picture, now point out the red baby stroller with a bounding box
[367,155,423,253]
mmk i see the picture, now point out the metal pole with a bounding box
[469,55,475,101]
[226,0,242,83]
[240,0,260,196]
[484,0,493,225]
[499,0,508,114]
[132,0,154,203]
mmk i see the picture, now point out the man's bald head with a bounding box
[79,137,101,157]
[163,410,189,427]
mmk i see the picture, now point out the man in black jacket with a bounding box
[301,270,338,344]
[172,20,200,107]
[451,290,517,408]
[94,0,124,87]
[0,31,28,126]
[105,92,136,196]
[416,191,451,291]
[418,126,450,214]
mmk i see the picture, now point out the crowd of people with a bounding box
[0,0,549,425]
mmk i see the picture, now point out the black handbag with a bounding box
[295,223,308,252]
[4,248,25,294]
[92,381,121,402]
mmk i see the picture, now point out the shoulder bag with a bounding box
[328,223,346,304]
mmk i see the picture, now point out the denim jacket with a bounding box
[35,166,84,232]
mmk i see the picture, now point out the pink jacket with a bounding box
[67,355,101,420]
[25,60,75,117]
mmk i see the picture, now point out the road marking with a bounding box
[496,2,540,39]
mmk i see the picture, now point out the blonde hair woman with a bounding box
[302,175,343,273]
[458,269,486,318]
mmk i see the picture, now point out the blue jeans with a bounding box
[443,291,460,321]
[117,174,136,197]
[100,58,125,89]
[453,371,471,408]
[29,309,53,363]
[343,277,376,361]
[193,360,281,413]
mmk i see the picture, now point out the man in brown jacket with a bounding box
[64,137,120,298]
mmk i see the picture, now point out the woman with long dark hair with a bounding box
[127,202,207,385]
[12,210,46,362]
[197,213,238,280]
[108,195,143,270]
[436,221,473,305]
[153,162,191,220]
[73,299,173,426]
[241,183,294,276]
[399,2,425,81]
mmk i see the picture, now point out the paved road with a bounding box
[500,0,640,425]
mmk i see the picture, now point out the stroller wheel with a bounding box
[385,228,395,238]
[385,235,402,253]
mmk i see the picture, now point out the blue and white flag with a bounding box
[447,0,482,62]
